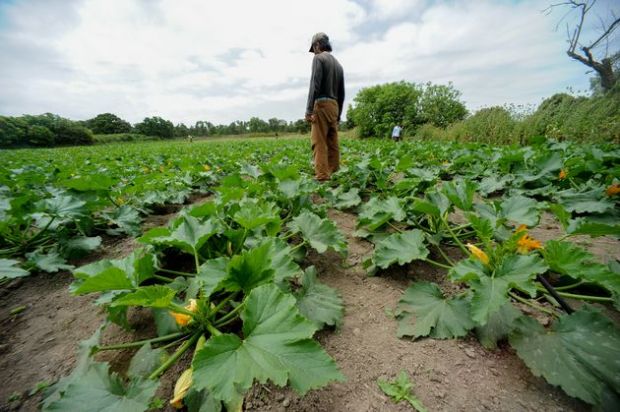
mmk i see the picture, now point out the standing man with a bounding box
[391,124,402,142]
[305,32,345,182]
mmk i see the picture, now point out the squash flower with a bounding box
[203,164,211,171]
[606,184,620,196]
[170,369,192,409]
[517,234,542,254]
[515,224,528,233]
[170,299,198,327]
[559,169,567,180]
[466,244,489,265]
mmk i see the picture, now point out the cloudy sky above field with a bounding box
[0,0,618,125]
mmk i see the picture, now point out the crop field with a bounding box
[1,136,619,411]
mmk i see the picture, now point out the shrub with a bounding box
[134,116,175,138]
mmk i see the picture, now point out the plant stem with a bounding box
[290,242,306,253]
[193,249,201,274]
[387,222,403,233]
[149,333,199,380]
[157,267,196,277]
[508,291,556,317]
[205,322,222,337]
[214,303,244,326]
[96,332,186,351]
[424,258,452,270]
[434,245,455,266]
[153,274,174,283]
[168,303,196,317]
[441,217,468,254]
[25,216,56,246]
[536,287,614,303]
[554,280,584,291]
[209,292,239,318]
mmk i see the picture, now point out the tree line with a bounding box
[0,113,313,148]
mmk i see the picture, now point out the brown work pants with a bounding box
[311,99,339,181]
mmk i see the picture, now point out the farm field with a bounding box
[1,136,619,412]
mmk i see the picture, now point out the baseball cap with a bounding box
[309,32,328,52]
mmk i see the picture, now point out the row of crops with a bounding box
[1,137,619,411]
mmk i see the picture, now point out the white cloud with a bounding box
[0,0,610,125]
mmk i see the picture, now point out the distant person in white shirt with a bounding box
[391,125,402,142]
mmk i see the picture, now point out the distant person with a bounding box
[187,135,193,143]
[305,32,345,182]
[391,124,402,142]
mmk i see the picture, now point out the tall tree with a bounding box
[547,0,620,91]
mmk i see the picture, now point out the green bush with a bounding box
[0,116,28,146]
[347,81,467,138]
[134,116,175,138]
[415,91,620,144]
[93,133,156,144]
[26,125,55,146]
[85,113,132,134]
[0,113,94,148]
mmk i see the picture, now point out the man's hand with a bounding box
[305,113,315,123]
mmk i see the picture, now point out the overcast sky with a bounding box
[0,0,618,125]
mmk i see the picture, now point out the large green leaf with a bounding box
[43,362,158,412]
[567,217,620,237]
[104,205,142,236]
[372,230,429,270]
[470,255,547,325]
[62,236,102,259]
[220,242,274,293]
[0,258,29,279]
[294,266,344,329]
[43,327,103,409]
[43,194,86,219]
[475,303,522,349]
[499,195,540,227]
[331,188,362,210]
[127,343,169,379]
[197,257,230,298]
[71,250,155,294]
[63,175,115,192]
[510,307,620,405]
[142,215,220,255]
[395,282,474,339]
[544,240,619,298]
[192,284,344,404]
[233,200,281,235]
[260,237,302,284]
[448,259,487,283]
[441,179,476,211]
[555,188,616,214]
[26,251,74,273]
[358,196,406,231]
[289,211,347,255]
[110,285,176,308]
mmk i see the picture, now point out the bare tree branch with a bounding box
[588,16,620,49]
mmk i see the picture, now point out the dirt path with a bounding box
[246,210,588,412]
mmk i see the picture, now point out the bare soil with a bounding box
[0,205,617,412]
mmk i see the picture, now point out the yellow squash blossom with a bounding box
[170,369,193,409]
[466,244,489,265]
[606,184,620,196]
[203,164,211,171]
[515,224,528,233]
[517,234,542,254]
[559,169,567,180]
[170,299,198,327]
[159,165,165,172]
